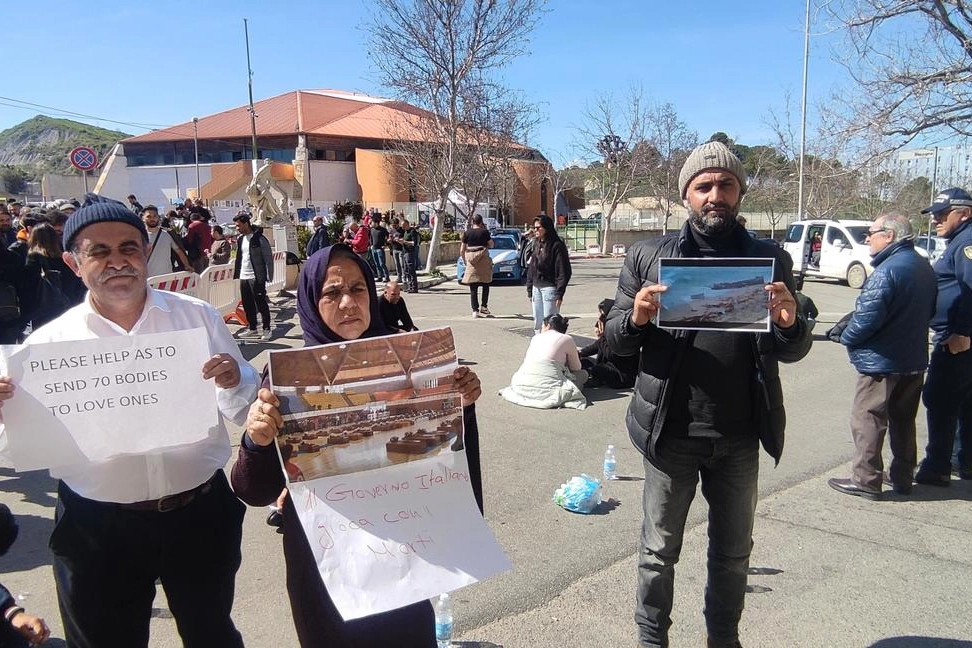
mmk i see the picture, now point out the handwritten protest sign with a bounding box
[269,328,511,620]
[290,451,510,619]
[0,329,218,470]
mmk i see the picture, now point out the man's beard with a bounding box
[687,201,740,236]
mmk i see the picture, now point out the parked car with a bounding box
[491,227,532,269]
[915,234,947,263]
[456,235,524,283]
[782,219,874,289]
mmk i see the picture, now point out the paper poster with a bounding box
[657,258,775,332]
[0,329,218,470]
[269,328,511,620]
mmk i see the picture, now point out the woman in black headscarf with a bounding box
[526,214,572,334]
[231,244,483,648]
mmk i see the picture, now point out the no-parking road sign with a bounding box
[69,146,98,172]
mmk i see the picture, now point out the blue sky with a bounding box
[0,1,844,163]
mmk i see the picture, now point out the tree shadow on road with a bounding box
[868,638,972,647]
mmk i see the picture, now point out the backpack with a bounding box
[167,228,190,271]
[0,281,19,324]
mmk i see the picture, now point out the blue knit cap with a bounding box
[63,193,149,251]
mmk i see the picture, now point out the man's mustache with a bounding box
[99,268,140,281]
[702,202,732,214]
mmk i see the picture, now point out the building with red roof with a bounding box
[94,89,552,226]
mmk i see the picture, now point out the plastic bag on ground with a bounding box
[553,474,602,514]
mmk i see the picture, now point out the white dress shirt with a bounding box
[146,228,179,278]
[14,288,259,502]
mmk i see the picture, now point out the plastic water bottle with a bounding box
[603,444,617,481]
[434,592,453,648]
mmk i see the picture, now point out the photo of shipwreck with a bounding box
[657,258,775,332]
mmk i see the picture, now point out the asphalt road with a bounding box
[1,259,970,648]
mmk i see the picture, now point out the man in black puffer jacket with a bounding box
[605,141,811,648]
[829,214,937,500]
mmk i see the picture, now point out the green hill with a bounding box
[0,115,131,176]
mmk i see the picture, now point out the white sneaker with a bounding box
[261,329,273,341]
[239,329,260,339]
[472,310,480,319]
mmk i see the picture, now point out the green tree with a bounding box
[0,166,29,194]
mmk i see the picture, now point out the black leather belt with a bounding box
[118,472,217,513]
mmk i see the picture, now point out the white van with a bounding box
[782,219,874,289]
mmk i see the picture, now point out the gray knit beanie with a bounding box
[63,192,149,251]
[678,141,747,198]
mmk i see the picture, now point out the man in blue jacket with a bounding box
[916,188,972,485]
[829,214,937,499]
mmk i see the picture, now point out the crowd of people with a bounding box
[2,140,971,648]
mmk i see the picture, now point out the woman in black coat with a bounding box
[526,215,572,334]
[22,223,86,330]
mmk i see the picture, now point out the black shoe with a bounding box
[914,470,950,487]
[881,472,913,495]
[266,509,283,528]
[828,477,881,500]
[707,638,743,648]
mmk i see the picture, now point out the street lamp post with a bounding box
[596,134,627,251]
[192,117,201,204]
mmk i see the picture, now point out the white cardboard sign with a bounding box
[289,451,510,620]
[0,328,218,470]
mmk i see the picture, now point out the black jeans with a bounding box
[921,346,972,476]
[469,283,490,311]
[239,278,271,331]
[51,473,245,648]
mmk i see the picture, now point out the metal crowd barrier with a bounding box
[266,251,287,294]
[149,262,240,316]
[148,272,202,298]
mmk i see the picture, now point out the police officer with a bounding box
[916,188,972,486]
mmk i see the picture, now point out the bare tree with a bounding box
[642,103,698,233]
[452,91,542,228]
[766,93,860,220]
[743,144,794,236]
[368,0,546,271]
[575,88,658,252]
[827,0,972,145]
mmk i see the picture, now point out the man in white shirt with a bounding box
[0,194,258,648]
[142,205,191,278]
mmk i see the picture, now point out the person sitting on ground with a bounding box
[500,313,588,410]
[578,298,638,389]
[379,280,418,333]
[0,504,49,647]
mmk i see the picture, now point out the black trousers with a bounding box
[51,472,245,648]
[469,283,490,311]
[921,346,972,476]
[240,278,271,331]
